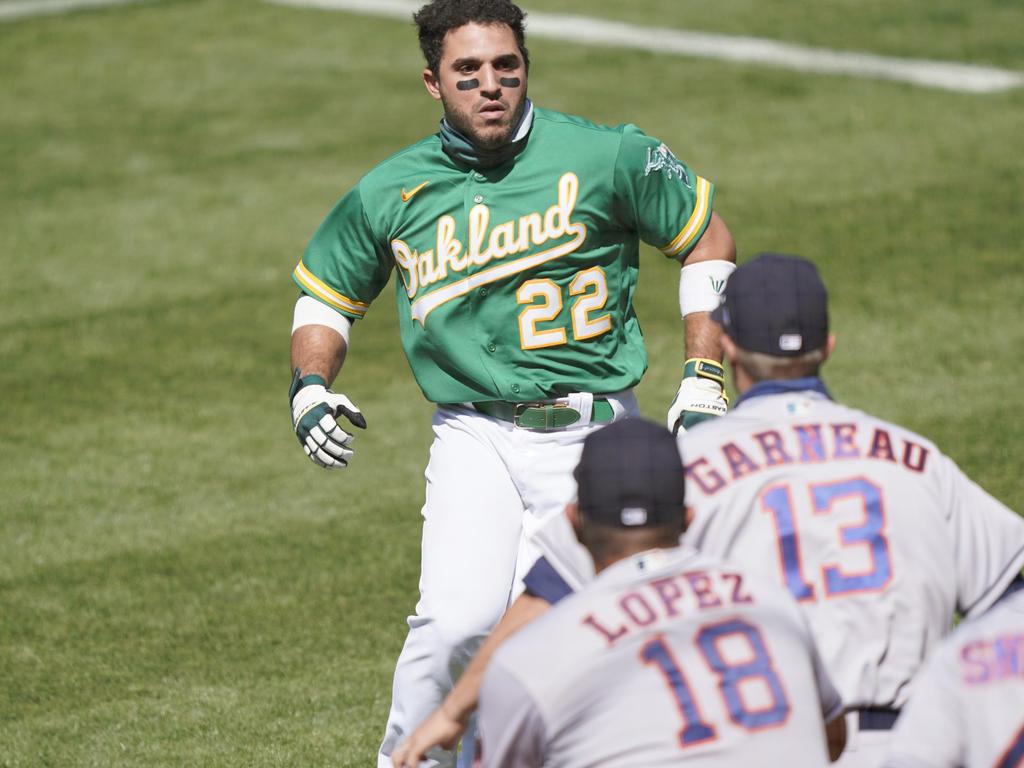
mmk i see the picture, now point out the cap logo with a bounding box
[779,333,803,351]
[620,507,649,526]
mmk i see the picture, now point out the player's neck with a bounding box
[439,100,534,170]
[731,363,756,396]
[734,376,833,408]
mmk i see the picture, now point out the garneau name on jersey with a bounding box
[686,420,930,495]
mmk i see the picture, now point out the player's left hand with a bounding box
[668,358,729,435]
[289,368,367,469]
[390,706,467,768]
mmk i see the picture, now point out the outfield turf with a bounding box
[1,1,1022,764]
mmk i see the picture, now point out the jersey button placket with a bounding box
[487,343,496,353]
[464,170,485,214]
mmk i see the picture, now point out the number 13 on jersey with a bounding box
[517,267,612,350]
[760,477,894,601]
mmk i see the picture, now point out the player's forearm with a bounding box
[684,311,723,362]
[680,211,736,362]
[291,323,348,383]
[443,592,551,721]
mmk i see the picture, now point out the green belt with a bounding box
[467,399,615,430]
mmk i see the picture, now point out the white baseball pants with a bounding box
[377,393,638,768]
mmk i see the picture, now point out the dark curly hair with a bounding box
[413,0,529,75]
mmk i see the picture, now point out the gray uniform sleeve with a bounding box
[883,646,964,768]
[943,455,1024,617]
[479,657,548,768]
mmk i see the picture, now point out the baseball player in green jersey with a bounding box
[287,1,736,765]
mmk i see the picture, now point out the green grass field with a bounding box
[1,0,1022,764]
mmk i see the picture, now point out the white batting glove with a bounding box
[289,368,366,469]
[667,358,729,436]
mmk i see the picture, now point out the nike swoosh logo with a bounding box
[401,181,430,203]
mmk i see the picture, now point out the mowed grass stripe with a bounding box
[266,0,1024,93]
[0,518,407,765]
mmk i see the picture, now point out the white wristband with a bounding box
[292,295,352,343]
[678,259,736,317]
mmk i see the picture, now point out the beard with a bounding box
[441,92,527,150]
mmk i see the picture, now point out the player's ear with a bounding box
[720,333,738,365]
[823,333,837,361]
[683,505,695,529]
[423,69,442,101]
[566,502,585,541]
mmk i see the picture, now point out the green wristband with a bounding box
[683,358,725,384]
[289,367,327,404]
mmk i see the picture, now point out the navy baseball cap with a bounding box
[710,252,829,357]
[573,418,685,528]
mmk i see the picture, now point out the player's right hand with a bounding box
[289,368,366,469]
[667,358,729,436]
[390,706,467,768]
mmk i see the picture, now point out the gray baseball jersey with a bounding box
[884,586,1024,768]
[680,379,1024,710]
[479,545,842,768]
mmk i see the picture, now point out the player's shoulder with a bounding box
[831,399,942,451]
[533,106,626,134]
[659,546,804,602]
[532,107,655,148]
[954,586,1024,642]
[582,545,805,624]
[354,134,444,194]
[920,587,1024,688]
[684,390,944,457]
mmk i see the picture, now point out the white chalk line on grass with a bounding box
[5,0,1021,94]
[0,0,146,21]
[266,0,1023,94]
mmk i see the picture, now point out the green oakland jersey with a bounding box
[293,106,714,404]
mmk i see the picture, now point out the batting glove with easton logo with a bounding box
[289,368,367,469]
[667,358,729,436]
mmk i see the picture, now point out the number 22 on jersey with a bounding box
[517,267,612,350]
[760,477,894,601]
